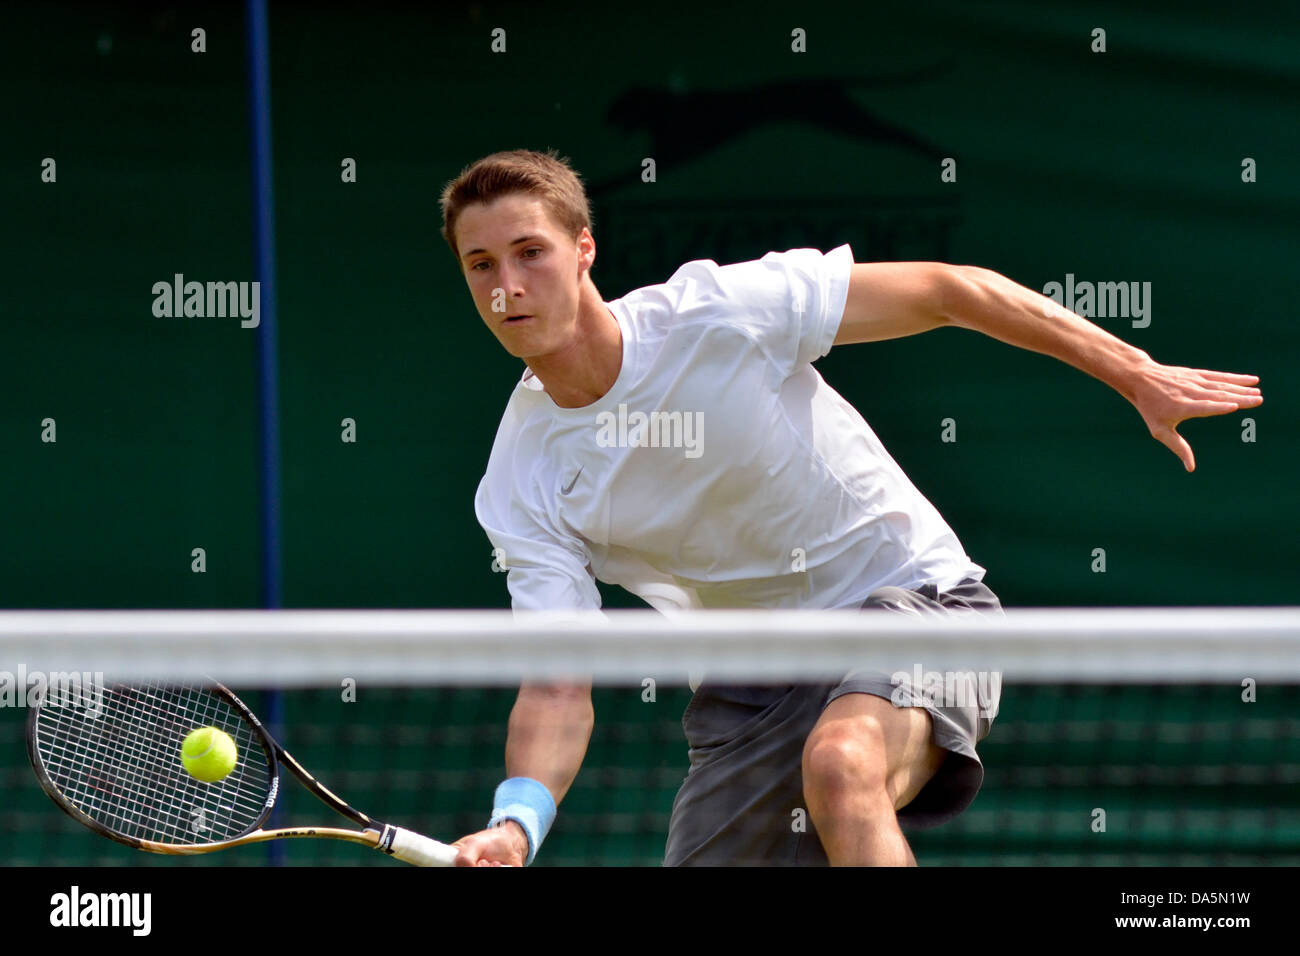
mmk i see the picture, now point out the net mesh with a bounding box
[3,609,1299,866]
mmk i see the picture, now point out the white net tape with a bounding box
[1,607,1297,685]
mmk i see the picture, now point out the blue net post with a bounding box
[245,0,285,866]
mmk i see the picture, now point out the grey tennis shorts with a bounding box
[662,575,1004,866]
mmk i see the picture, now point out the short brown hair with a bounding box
[439,148,592,261]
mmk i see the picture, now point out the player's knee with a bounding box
[802,719,890,803]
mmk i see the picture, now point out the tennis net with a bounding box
[2,608,1298,866]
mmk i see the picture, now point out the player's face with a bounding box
[456,194,593,360]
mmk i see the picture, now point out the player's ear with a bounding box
[577,228,596,271]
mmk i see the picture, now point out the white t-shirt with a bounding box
[474,244,986,617]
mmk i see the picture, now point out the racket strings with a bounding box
[34,680,275,845]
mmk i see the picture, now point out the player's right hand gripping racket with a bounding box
[27,679,460,866]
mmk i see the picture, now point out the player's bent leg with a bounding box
[802,692,946,866]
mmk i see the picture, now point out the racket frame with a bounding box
[27,680,450,864]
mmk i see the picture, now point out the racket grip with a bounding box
[384,826,460,867]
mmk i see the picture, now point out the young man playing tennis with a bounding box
[441,149,1262,867]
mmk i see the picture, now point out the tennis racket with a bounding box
[27,678,460,866]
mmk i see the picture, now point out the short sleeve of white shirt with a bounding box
[667,243,853,378]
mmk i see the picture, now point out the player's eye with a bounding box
[522,248,541,259]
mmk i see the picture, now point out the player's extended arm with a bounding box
[506,680,594,807]
[835,262,1263,473]
[452,680,594,866]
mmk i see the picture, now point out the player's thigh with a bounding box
[802,691,945,810]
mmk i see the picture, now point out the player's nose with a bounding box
[494,261,526,295]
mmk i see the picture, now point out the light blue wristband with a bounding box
[488,777,556,866]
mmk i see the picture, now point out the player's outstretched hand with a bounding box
[1129,358,1262,472]
[451,821,529,867]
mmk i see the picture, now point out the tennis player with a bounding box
[441,149,1262,866]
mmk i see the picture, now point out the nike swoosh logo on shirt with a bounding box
[561,467,583,494]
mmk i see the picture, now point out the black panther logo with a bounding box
[588,61,956,197]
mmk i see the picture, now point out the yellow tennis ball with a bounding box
[180,727,238,783]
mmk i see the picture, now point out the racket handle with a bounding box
[383,826,460,867]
